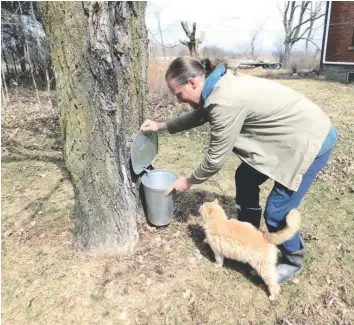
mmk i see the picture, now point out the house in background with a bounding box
[321,1,354,82]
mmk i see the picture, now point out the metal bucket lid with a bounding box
[131,131,158,175]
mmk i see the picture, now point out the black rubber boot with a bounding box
[276,238,305,284]
[236,206,262,228]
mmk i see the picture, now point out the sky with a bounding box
[145,1,325,54]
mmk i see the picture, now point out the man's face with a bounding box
[167,77,202,109]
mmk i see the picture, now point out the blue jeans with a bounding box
[235,133,337,253]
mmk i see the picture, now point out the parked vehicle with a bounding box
[237,61,282,70]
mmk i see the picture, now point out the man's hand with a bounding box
[140,119,159,132]
[140,119,167,132]
[165,176,192,196]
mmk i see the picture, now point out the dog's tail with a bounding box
[264,209,301,245]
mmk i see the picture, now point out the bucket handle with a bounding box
[143,167,151,175]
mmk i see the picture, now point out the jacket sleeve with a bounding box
[188,104,247,184]
[166,110,207,134]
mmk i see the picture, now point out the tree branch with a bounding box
[290,1,310,38]
[291,12,325,37]
[288,1,297,31]
[284,1,290,20]
[181,21,191,38]
[293,37,321,50]
[147,29,179,48]
[295,25,312,41]
[1,7,21,22]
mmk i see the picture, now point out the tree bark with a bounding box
[283,41,292,70]
[191,40,200,59]
[39,1,148,254]
[183,40,199,58]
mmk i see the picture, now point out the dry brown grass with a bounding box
[147,61,169,96]
[2,73,354,324]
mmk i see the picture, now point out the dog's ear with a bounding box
[213,198,219,204]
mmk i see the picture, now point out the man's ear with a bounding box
[187,77,197,89]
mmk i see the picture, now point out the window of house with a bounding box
[349,27,354,50]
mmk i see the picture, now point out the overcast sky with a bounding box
[146,1,325,53]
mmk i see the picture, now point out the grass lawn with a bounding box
[2,79,354,324]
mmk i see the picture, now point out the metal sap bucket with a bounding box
[141,169,178,226]
[131,131,178,226]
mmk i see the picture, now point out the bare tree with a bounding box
[2,47,10,75]
[180,22,204,58]
[1,69,10,104]
[273,37,285,64]
[247,22,265,61]
[30,1,51,97]
[1,1,54,90]
[147,9,180,59]
[147,29,180,58]
[155,10,166,60]
[304,3,324,54]
[281,1,325,68]
[18,1,41,106]
[2,1,27,73]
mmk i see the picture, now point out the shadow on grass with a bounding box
[171,189,268,294]
[187,223,266,288]
[2,148,69,180]
[138,187,237,226]
[174,189,237,222]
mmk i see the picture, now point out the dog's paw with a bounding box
[269,285,280,301]
[269,295,277,301]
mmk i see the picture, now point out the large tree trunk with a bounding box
[189,41,200,59]
[188,45,194,58]
[39,1,148,254]
[283,41,292,70]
